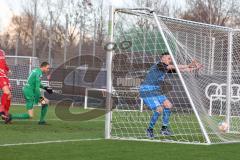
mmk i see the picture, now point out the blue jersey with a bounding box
[140,62,168,97]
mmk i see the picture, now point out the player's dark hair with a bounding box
[161,52,169,56]
[40,62,50,67]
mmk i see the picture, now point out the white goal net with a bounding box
[105,7,240,144]
[5,56,39,104]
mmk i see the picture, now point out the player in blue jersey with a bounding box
[139,52,202,138]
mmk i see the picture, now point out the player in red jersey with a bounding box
[0,49,12,122]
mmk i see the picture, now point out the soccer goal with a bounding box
[105,7,240,145]
[5,56,39,104]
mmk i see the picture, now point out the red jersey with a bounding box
[0,50,9,78]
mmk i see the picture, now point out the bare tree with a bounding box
[181,0,240,27]
[0,0,110,66]
[133,0,170,16]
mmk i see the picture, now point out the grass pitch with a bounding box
[0,105,240,160]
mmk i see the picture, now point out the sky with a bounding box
[0,0,186,32]
[110,0,185,8]
[0,0,22,32]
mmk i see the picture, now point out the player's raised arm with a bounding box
[167,60,203,72]
[185,60,203,72]
[38,78,53,94]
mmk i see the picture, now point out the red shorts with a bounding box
[0,77,11,89]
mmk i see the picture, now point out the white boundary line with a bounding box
[0,138,104,147]
[11,119,105,122]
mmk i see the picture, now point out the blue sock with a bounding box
[149,111,160,129]
[162,108,171,127]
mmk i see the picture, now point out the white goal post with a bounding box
[105,6,240,145]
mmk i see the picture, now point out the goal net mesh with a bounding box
[5,56,39,104]
[109,9,240,144]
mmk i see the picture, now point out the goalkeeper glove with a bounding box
[39,96,49,105]
[43,86,53,94]
[39,97,46,104]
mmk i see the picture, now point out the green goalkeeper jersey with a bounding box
[23,67,44,99]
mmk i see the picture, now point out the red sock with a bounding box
[0,105,4,113]
[5,99,11,115]
[1,93,8,115]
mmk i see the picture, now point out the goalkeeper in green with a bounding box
[8,62,53,125]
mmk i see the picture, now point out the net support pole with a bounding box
[226,30,233,132]
[48,11,53,66]
[64,14,68,65]
[105,6,114,139]
[210,37,215,75]
[32,0,37,57]
[29,58,32,74]
[84,88,88,109]
[140,98,143,112]
[152,11,211,144]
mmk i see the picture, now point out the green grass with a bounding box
[0,105,104,144]
[0,105,240,160]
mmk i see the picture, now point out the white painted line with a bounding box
[0,138,104,147]
[12,119,104,122]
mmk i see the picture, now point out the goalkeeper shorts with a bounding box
[23,88,40,110]
[141,95,167,110]
[24,96,40,110]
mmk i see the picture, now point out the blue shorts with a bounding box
[141,95,167,111]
